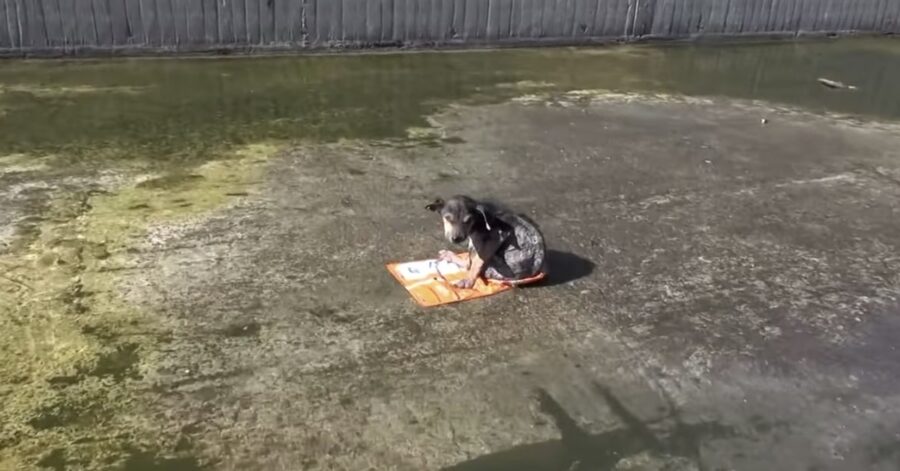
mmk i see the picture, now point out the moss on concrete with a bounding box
[0,143,277,469]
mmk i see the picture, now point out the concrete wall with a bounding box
[1,0,899,55]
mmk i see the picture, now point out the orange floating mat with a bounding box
[386,252,545,307]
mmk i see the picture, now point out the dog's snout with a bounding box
[451,235,466,244]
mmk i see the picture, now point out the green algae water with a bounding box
[0,38,898,168]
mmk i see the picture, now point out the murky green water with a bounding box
[1,37,898,168]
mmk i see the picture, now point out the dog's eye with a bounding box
[443,214,453,222]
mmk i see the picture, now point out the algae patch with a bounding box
[0,143,277,469]
[0,84,148,98]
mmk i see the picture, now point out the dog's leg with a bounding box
[455,235,502,289]
[438,250,469,268]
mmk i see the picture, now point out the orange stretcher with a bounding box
[386,253,545,307]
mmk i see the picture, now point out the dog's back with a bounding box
[484,212,545,281]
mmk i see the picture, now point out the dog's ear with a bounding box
[425,198,445,212]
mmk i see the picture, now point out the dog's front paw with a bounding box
[438,250,455,262]
[454,278,476,289]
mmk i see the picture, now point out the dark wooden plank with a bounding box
[357,0,371,41]
[0,0,11,48]
[379,0,392,41]
[301,0,313,43]
[32,0,52,47]
[810,0,825,31]
[824,0,839,32]
[152,0,174,45]
[217,0,233,44]
[874,0,889,31]
[339,0,350,41]
[521,0,538,37]
[412,0,425,40]
[362,0,377,41]
[71,0,96,45]
[472,0,487,38]
[507,0,520,37]
[9,0,22,47]
[422,0,436,40]
[683,0,700,35]
[674,0,690,36]
[560,0,575,37]
[746,0,762,32]
[539,0,554,37]
[733,0,750,33]
[498,0,513,38]
[257,0,273,44]
[574,0,590,37]
[692,0,709,34]
[39,0,64,46]
[431,0,446,39]
[448,0,463,38]
[838,0,857,31]
[609,0,628,36]
[740,0,756,33]
[94,0,115,46]
[580,0,596,35]
[104,0,126,45]
[769,0,785,32]
[403,0,416,40]
[888,0,900,32]
[485,0,498,38]
[561,0,578,38]
[652,0,670,36]
[514,0,529,37]
[781,0,798,32]
[391,0,403,41]
[589,0,603,35]
[436,0,451,39]
[229,0,246,43]
[889,0,900,32]
[810,0,826,32]
[460,0,475,38]
[315,0,330,43]
[243,0,259,44]
[625,0,638,37]
[598,0,615,36]
[853,0,868,30]
[724,0,741,33]
[861,0,880,30]
[200,0,215,42]
[670,0,685,36]
[795,0,812,32]
[390,0,402,40]
[175,0,193,44]
[853,0,868,31]
[764,0,779,32]
[675,0,692,35]
[17,0,35,47]
[704,0,723,33]
[543,0,560,37]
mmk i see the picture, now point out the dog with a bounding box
[425,195,545,289]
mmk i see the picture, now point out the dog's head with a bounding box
[426,195,491,245]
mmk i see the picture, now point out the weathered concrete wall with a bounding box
[1,0,899,55]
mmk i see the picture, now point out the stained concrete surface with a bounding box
[118,95,900,470]
[2,40,900,470]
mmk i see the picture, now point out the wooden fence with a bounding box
[1,0,899,54]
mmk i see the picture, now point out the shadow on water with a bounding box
[442,381,734,471]
[537,249,595,287]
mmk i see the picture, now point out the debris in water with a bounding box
[817,78,858,90]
